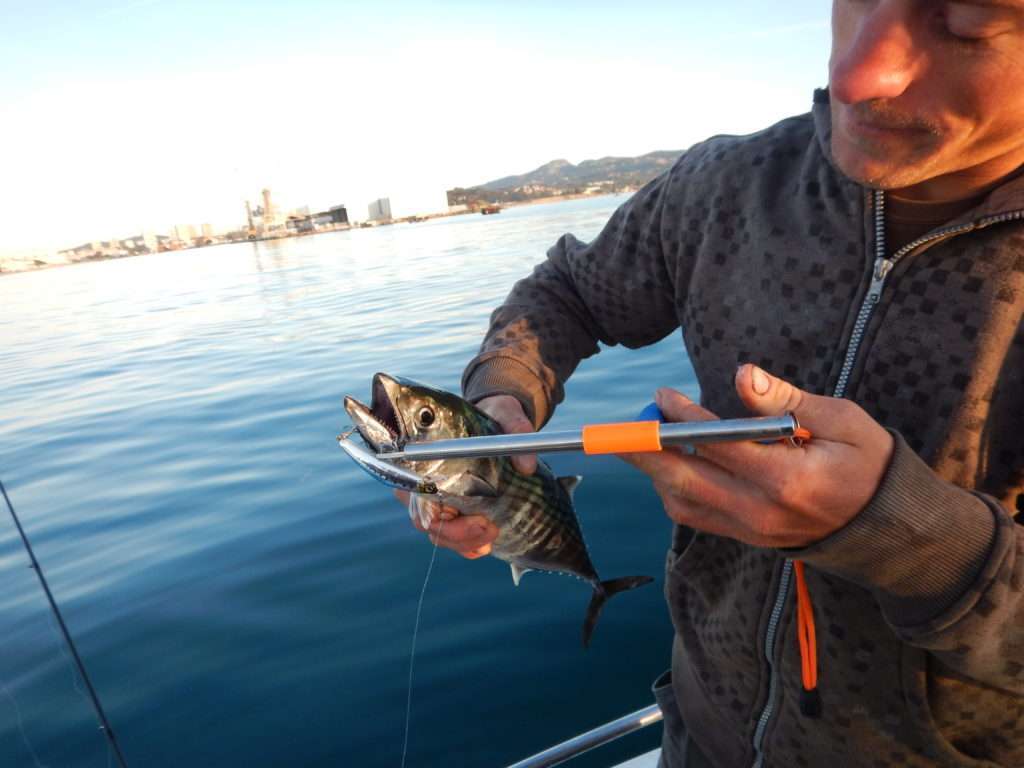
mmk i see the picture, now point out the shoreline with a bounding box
[0,191,633,277]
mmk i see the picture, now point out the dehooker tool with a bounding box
[374,410,811,463]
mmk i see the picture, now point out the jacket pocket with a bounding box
[903,647,1021,767]
[652,669,688,768]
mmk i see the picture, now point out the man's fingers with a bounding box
[511,453,537,475]
[426,514,498,550]
[649,387,786,480]
[477,394,537,475]
[734,363,861,442]
[452,543,492,559]
[658,494,746,541]
[620,447,762,517]
[653,387,716,424]
[395,490,497,559]
[397,490,460,531]
[621,448,784,541]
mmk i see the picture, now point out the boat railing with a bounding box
[505,703,663,768]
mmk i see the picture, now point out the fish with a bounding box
[342,372,653,647]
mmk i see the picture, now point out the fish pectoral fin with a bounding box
[557,475,583,499]
[510,564,534,587]
[444,471,500,498]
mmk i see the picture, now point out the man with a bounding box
[405,1,1024,765]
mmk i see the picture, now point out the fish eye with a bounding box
[417,407,436,428]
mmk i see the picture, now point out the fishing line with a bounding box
[44,607,87,699]
[399,502,444,768]
[0,477,130,768]
[40,606,125,767]
[0,679,46,768]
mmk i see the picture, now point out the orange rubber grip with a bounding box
[794,427,813,442]
[582,421,662,455]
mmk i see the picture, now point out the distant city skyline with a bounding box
[1,1,831,259]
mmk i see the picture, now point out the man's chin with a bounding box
[830,138,934,190]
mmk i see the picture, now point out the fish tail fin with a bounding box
[582,575,654,648]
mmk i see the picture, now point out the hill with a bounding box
[447,150,682,208]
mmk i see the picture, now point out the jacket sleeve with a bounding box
[794,431,1023,695]
[462,170,686,428]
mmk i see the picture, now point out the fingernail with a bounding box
[469,522,487,535]
[751,365,771,395]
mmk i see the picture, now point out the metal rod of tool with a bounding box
[505,704,663,768]
[378,429,586,461]
[661,414,798,446]
[376,414,800,462]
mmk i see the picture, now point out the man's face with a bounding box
[829,0,1024,198]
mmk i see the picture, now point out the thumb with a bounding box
[734,363,848,438]
[476,394,537,475]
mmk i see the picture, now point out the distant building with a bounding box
[286,214,314,234]
[289,204,352,233]
[327,205,349,225]
[0,251,66,272]
[119,232,169,254]
[368,198,392,222]
[262,188,279,229]
[58,240,128,261]
[174,224,197,245]
[58,242,103,260]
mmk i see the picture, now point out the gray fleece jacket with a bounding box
[462,90,1024,767]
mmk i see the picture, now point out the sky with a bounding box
[0,0,832,257]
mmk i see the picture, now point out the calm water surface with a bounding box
[0,196,698,767]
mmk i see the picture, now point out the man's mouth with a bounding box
[851,116,929,136]
[842,103,940,139]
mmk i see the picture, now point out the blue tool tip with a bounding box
[637,402,667,423]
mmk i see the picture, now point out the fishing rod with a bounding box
[0,477,130,768]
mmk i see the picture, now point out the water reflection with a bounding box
[0,194,686,768]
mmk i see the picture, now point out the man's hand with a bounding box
[620,364,895,549]
[396,394,536,558]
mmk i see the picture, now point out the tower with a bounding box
[262,188,276,229]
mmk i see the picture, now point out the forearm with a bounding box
[463,172,684,427]
[794,432,1023,693]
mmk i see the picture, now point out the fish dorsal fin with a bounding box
[444,471,499,498]
[558,475,583,499]
[511,563,534,586]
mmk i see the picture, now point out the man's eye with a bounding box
[945,4,1016,39]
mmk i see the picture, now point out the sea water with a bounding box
[0,195,698,767]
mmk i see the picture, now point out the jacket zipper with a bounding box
[749,190,1024,767]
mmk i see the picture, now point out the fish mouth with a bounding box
[343,373,406,452]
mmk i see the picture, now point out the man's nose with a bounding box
[830,4,919,104]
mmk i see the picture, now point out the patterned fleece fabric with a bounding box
[461,89,1024,767]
